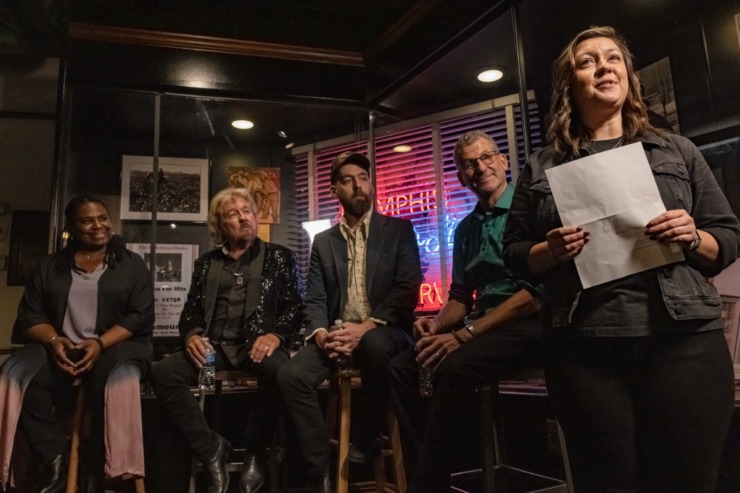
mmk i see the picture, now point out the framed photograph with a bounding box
[121,155,209,222]
[227,166,281,224]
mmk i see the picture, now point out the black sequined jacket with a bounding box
[178,238,303,348]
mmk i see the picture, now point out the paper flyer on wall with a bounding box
[127,243,199,337]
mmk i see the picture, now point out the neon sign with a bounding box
[374,187,470,313]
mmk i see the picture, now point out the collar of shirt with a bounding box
[472,183,514,221]
[339,210,372,241]
[221,238,260,264]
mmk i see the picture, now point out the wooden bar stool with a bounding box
[66,381,145,493]
[188,370,282,493]
[461,369,572,493]
[325,368,406,493]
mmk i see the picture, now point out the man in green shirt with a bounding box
[389,130,543,493]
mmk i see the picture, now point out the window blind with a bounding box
[293,99,541,314]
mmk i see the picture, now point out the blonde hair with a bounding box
[207,187,258,246]
[547,26,655,160]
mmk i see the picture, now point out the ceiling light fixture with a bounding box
[277,130,288,138]
[232,119,254,129]
[477,68,504,83]
[285,142,295,149]
[393,145,413,153]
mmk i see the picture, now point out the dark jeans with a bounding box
[545,329,734,493]
[276,325,411,477]
[388,319,542,493]
[150,346,288,462]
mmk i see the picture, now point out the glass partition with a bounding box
[59,86,368,356]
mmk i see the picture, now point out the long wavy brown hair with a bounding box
[547,26,655,160]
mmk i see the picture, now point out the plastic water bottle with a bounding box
[331,319,353,371]
[198,337,216,391]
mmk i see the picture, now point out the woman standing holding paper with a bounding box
[503,26,740,493]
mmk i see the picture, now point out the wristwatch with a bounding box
[688,231,702,251]
[463,323,477,338]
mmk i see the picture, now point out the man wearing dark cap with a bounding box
[278,150,422,492]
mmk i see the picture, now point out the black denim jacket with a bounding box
[503,131,740,330]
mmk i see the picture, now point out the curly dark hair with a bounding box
[59,195,127,271]
[547,26,657,160]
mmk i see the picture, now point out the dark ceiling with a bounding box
[0,0,730,149]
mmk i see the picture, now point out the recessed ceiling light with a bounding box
[232,120,254,129]
[170,223,177,230]
[393,145,413,153]
[285,142,295,149]
[277,130,288,138]
[477,68,504,83]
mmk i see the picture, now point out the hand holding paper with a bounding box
[545,142,684,288]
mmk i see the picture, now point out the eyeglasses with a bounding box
[458,151,501,172]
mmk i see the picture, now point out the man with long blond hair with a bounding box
[151,188,302,493]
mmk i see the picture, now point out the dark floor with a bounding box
[11,386,736,492]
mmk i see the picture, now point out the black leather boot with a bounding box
[31,453,68,493]
[238,451,265,492]
[315,472,332,493]
[203,435,232,493]
[79,474,103,493]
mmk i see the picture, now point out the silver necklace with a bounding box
[83,250,106,261]
[231,271,244,285]
[588,136,624,154]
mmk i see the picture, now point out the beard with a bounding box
[341,192,372,218]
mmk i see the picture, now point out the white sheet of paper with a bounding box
[545,142,684,288]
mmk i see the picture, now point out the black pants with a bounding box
[388,320,542,493]
[545,329,734,493]
[19,346,141,476]
[276,326,411,477]
[150,346,288,462]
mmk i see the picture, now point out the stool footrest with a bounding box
[451,465,569,493]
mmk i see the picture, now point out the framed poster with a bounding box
[121,155,209,222]
[636,57,680,135]
[227,166,281,224]
[7,210,50,286]
[128,243,199,338]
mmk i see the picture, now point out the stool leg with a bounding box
[66,386,86,493]
[373,452,386,493]
[557,421,574,493]
[134,477,146,493]
[336,375,351,493]
[387,409,406,493]
[478,385,496,493]
[188,388,207,493]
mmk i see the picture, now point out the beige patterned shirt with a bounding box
[339,211,373,323]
